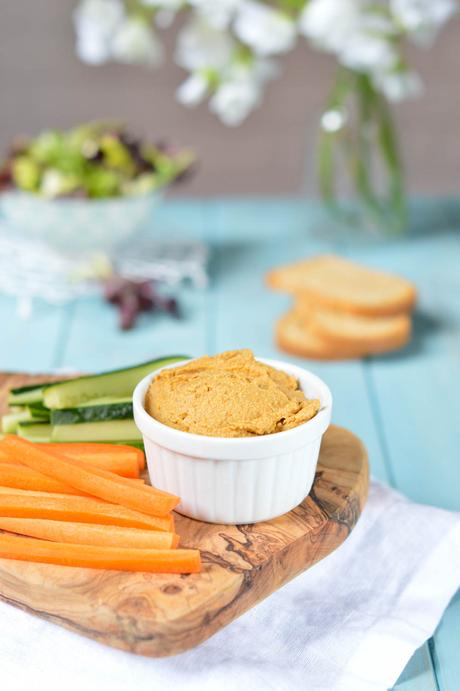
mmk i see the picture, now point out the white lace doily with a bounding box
[0,222,208,309]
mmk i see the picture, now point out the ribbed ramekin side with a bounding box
[144,437,322,524]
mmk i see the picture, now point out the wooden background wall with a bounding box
[1,1,459,197]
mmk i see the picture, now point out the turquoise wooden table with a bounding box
[1,198,459,689]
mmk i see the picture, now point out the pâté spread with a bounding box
[145,349,320,438]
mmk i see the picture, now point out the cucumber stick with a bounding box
[51,419,142,443]
[17,422,52,442]
[16,421,142,448]
[2,410,34,434]
[43,355,187,409]
[51,398,133,425]
[8,382,60,406]
[27,401,50,415]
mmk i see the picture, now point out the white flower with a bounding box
[340,35,397,72]
[73,0,124,64]
[234,1,296,55]
[391,0,457,42]
[321,109,347,132]
[300,0,397,73]
[374,69,423,101]
[189,0,243,29]
[210,80,260,126]
[176,72,209,106]
[209,59,277,126]
[299,0,363,53]
[175,17,235,71]
[111,17,164,67]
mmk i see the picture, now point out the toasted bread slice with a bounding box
[295,297,412,351]
[276,309,411,360]
[266,254,416,317]
[276,311,368,361]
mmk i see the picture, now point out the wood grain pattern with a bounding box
[0,373,368,657]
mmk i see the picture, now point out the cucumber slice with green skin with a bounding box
[17,422,52,443]
[2,410,35,434]
[43,355,188,410]
[11,425,143,449]
[51,419,142,443]
[9,406,26,414]
[27,401,50,413]
[51,398,133,425]
[27,405,51,421]
[8,383,58,406]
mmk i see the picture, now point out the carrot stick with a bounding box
[0,534,201,573]
[1,436,178,517]
[0,517,178,549]
[45,443,145,475]
[0,491,173,531]
[0,463,84,495]
[57,452,140,478]
[0,444,140,478]
[131,447,146,470]
[0,457,145,486]
[66,458,149,490]
[43,442,142,460]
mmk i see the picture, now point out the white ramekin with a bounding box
[133,358,332,525]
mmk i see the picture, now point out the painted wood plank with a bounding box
[58,201,211,372]
[430,590,460,691]
[0,295,69,372]
[357,234,460,511]
[208,199,440,691]
[341,228,460,691]
[394,644,442,691]
[1,197,454,689]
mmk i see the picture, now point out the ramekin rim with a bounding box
[133,356,332,447]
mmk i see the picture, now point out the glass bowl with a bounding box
[0,190,163,253]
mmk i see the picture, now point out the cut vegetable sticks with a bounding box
[45,443,146,473]
[0,534,201,573]
[0,518,178,549]
[66,459,148,490]
[0,457,144,486]
[1,436,178,517]
[0,463,83,495]
[0,444,141,478]
[0,491,173,531]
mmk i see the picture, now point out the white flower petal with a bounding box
[300,0,397,72]
[340,36,398,72]
[73,0,125,64]
[299,0,362,53]
[75,32,112,64]
[210,79,261,126]
[391,0,457,37]
[111,18,163,67]
[321,109,347,132]
[234,1,296,55]
[176,73,209,106]
[374,70,424,101]
[189,0,243,29]
[208,57,276,126]
[175,17,235,71]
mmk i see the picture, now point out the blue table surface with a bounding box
[1,197,459,689]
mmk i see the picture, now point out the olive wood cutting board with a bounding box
[0,372,369,657]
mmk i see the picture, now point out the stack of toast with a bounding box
[266,255,417,360]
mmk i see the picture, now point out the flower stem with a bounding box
[317,68,407,233]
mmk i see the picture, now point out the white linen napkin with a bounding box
[1,480,459,691]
